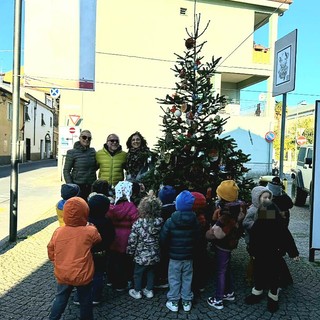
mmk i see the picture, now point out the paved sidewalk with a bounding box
[0,200,320,319]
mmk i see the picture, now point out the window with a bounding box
[41,113,46,126]
[25,105,31,121]
[7,102,13,120]
[45,95,53,107]
[180,7,187,15]
[50,116,52,127]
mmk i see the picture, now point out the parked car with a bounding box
[259,175,287,192]
[291,144,313,206]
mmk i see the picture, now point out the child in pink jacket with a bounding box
[107,181,138,290]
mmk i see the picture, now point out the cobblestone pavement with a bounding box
[0,195,320,319]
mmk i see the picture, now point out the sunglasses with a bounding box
[81,135,92,141]
[108,139,119,143]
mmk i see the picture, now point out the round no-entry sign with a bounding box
[265,131,276,143]
[69,127,76,134]
[296,135,307,146]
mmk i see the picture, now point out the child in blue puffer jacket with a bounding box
[160,190,200,313]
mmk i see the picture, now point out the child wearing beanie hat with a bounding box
[160,190,200,312]
[56,183,80,226]
[158,185,176,205]
[154,185,177,289]
[206,180,245,310]
[266,177,293,227]
[216,180,239,202]
[191,192,210,293]
[73,194,115,305]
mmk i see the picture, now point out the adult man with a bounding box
[96,133,127,188]
[63,130,97,200]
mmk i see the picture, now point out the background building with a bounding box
[21,0,293,176]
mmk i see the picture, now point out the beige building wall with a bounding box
[0,96,25,164]
[58,0,287,149]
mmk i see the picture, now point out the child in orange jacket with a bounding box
[48,197,101,320]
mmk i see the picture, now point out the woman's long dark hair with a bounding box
[126,131,148,149]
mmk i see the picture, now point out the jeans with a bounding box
[108,251,134,289]
[167,259,193,302]
[214,246,234,301]
[49,282,93,320]
[92,270,104,301]
[133,263,155,291]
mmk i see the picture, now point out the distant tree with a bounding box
[273,101,314,161]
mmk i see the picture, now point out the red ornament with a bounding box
[170,106,177,113]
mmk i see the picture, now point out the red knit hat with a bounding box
[191,192,206,210]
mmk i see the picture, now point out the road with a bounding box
[0,159,61,243]
[0,159,57,178]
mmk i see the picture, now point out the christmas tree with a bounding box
[143,16,254,203]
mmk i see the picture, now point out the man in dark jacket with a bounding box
[63,130,97,200]
[160,190,200,313]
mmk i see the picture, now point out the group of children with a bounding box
[47,176,299,319]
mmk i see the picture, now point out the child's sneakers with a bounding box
[223,292,235,301]
[207,297,224,310]
[166,301,179,312]
[182,301,192,312]
[142,288,154,299]
[129,289,142,299]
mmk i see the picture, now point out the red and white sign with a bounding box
[59,126,81,156]
[69,127,76,134]
[296,136,307,146]
[265,131,276,143]
[69,114,80,125]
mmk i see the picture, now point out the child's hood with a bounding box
[171,210,197,227]
[63,197,89,227]
[251,186,272,208]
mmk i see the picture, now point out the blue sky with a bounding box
[242,0,320,110]
[0,0,319,108]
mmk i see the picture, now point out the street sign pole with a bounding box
[279,93,287,179]
[10,0,22,242]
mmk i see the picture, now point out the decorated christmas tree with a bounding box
[144,16,254,203]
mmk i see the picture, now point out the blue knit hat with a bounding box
[88,193,110,216]
[61,183,80,200]
[158,185,176,205]
[175,190,195,211]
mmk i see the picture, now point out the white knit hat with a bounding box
[114,181,133,204]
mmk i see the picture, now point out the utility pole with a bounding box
[9,0,22,242]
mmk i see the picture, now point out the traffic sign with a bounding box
[69,114,80,125]
[69,127,76,134]
[50,88,60,99]
[265,131,276,143]
[296,135,307,146]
